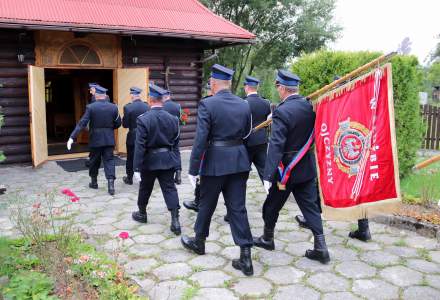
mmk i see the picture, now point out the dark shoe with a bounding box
[253,227,275,251]
[349,218,371,242]
[174,170,182,185]
[123,176,133,185]
[108,179,115,195]
[295,215,311,229]
[132,211,147,223]
[224,214,230,223]
[170,209,181,236]
[232,246,254,276]
[89,177,98,189]
[183,200,199,212]
[181,235,205,255]
[305,234,330,264]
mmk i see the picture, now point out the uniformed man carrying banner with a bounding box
[253,70,330,264]
[67,85,122,195]
[181,64,254,276]
[122,86,150,185]
[132,83,181,236]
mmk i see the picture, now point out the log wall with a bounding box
[122,36,204,147]
[0,29,34,164]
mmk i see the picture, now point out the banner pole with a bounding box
[252,51,398,132]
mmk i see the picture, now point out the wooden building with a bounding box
[0,0,254,166]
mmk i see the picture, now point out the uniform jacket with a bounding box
[189,89,252,176]
[245,93,271,147]
[70,100,121,148]
[263,94,316,183]
[163,99,181,119]
[122,99,150,145]
[134,107,180,171]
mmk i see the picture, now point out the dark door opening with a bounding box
[45,69,113,156]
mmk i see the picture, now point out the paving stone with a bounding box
[88,224,115,235]
[132,277,156,293]
[373,233,402,245]
[205,241,222,253]
[430,251,440,264]
[273,284,320,300]
[277,230,310,243]
[407,259,440,274]
[379,266,423,287]
[152,263,192,280]
[258,250,294,266]
[193,288,238,300]
[295,257,333,273]
[112,219,139,230]
[402,286,440,299]
[128,244,162,257]
[124,258,158,275]
[322,292,361,300]
[426,275,440,289]
[159,249,194,263]
[285,241,313,257]
[336,261,377,279]
[360,250,400,266]
[329,245,359,261]
[405,235,439,250]
[158,237,182,250]
[307,272,350,292]
[133,234,166,244]
[347,238,382,251]
[221,246,239,260]
[384,246,419,258]
[352,279,399,299]
[264,266,305,285]
[189,270,232,288]
[232,277,272,297]
[148,280,190,300]
[189,254,226,270]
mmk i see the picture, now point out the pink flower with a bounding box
[118,232,129,240]
[61,188,76,197]
[70,197,80,203]
[32,202,41,209]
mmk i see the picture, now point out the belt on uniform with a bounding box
[210,140,243,147]
[149,147,171,154]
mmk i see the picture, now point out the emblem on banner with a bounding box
[333,118,370,176]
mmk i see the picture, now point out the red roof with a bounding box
[0,0,255,42]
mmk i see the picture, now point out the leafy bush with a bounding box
[291,50,425,178]
[2,271,57,300]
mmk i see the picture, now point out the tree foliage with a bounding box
[201,0,341,93]
[291,50,425,178]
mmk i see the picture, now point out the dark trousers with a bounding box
[195,172,253,247]
[126,144,134,178]
[138,169,180,213]
[89,146,115,180]
[263,176,323,236]
[247,144,267,182]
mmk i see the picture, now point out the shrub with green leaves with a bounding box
[291,50,425,178]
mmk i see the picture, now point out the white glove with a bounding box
[67,138,74,150]
[188,174,199,189]
[263,180,272,194]
[266,113,272,121]
[134,172,141,183]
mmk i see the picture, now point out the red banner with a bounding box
[315,64,400,220]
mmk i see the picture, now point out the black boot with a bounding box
[183,182,200,212]
[224,214,230,223]
[253,227,275,251]
[305,234,330,264]
[170,209,181,236]
[174,170,182,185]
[295,215,311,229]
[349,218,371,242]
[132,211,148,223]
[181,235,205,255]
[89,177,98,189]
[232,246,254,276]
[123,176,133,185]
[107,179,115,195]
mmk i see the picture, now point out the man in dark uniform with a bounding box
[131,83,181,236]
[122,86,150,185]
[253,70,330,264]
[182,82,212,212]
[295,76,371,242]
[243,75,271,182]
[89,82,97,103]
[181,64,254,276]
[67,85,121,195]
[162,90,182,185]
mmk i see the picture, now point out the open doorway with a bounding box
[44,69,113,156]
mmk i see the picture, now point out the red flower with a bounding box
[32,202,41,209]
[183,108,190,114]
[119,232,129,240]
[70,197,80,203]
[61,188,76,197]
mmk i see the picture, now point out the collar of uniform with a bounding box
[284,94,302,102]
[247,92,258,96]
[215,89,231,96]
[133,99,142,102]
[151,106,163,110]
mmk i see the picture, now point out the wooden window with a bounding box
[59,44,101,65]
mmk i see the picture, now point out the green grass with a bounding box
[400,157,440,204]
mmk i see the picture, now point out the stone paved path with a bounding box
[1,152,440,299]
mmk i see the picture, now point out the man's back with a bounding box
[163,100,181,119]
[245,94,271,147]
[123,100,150,145]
